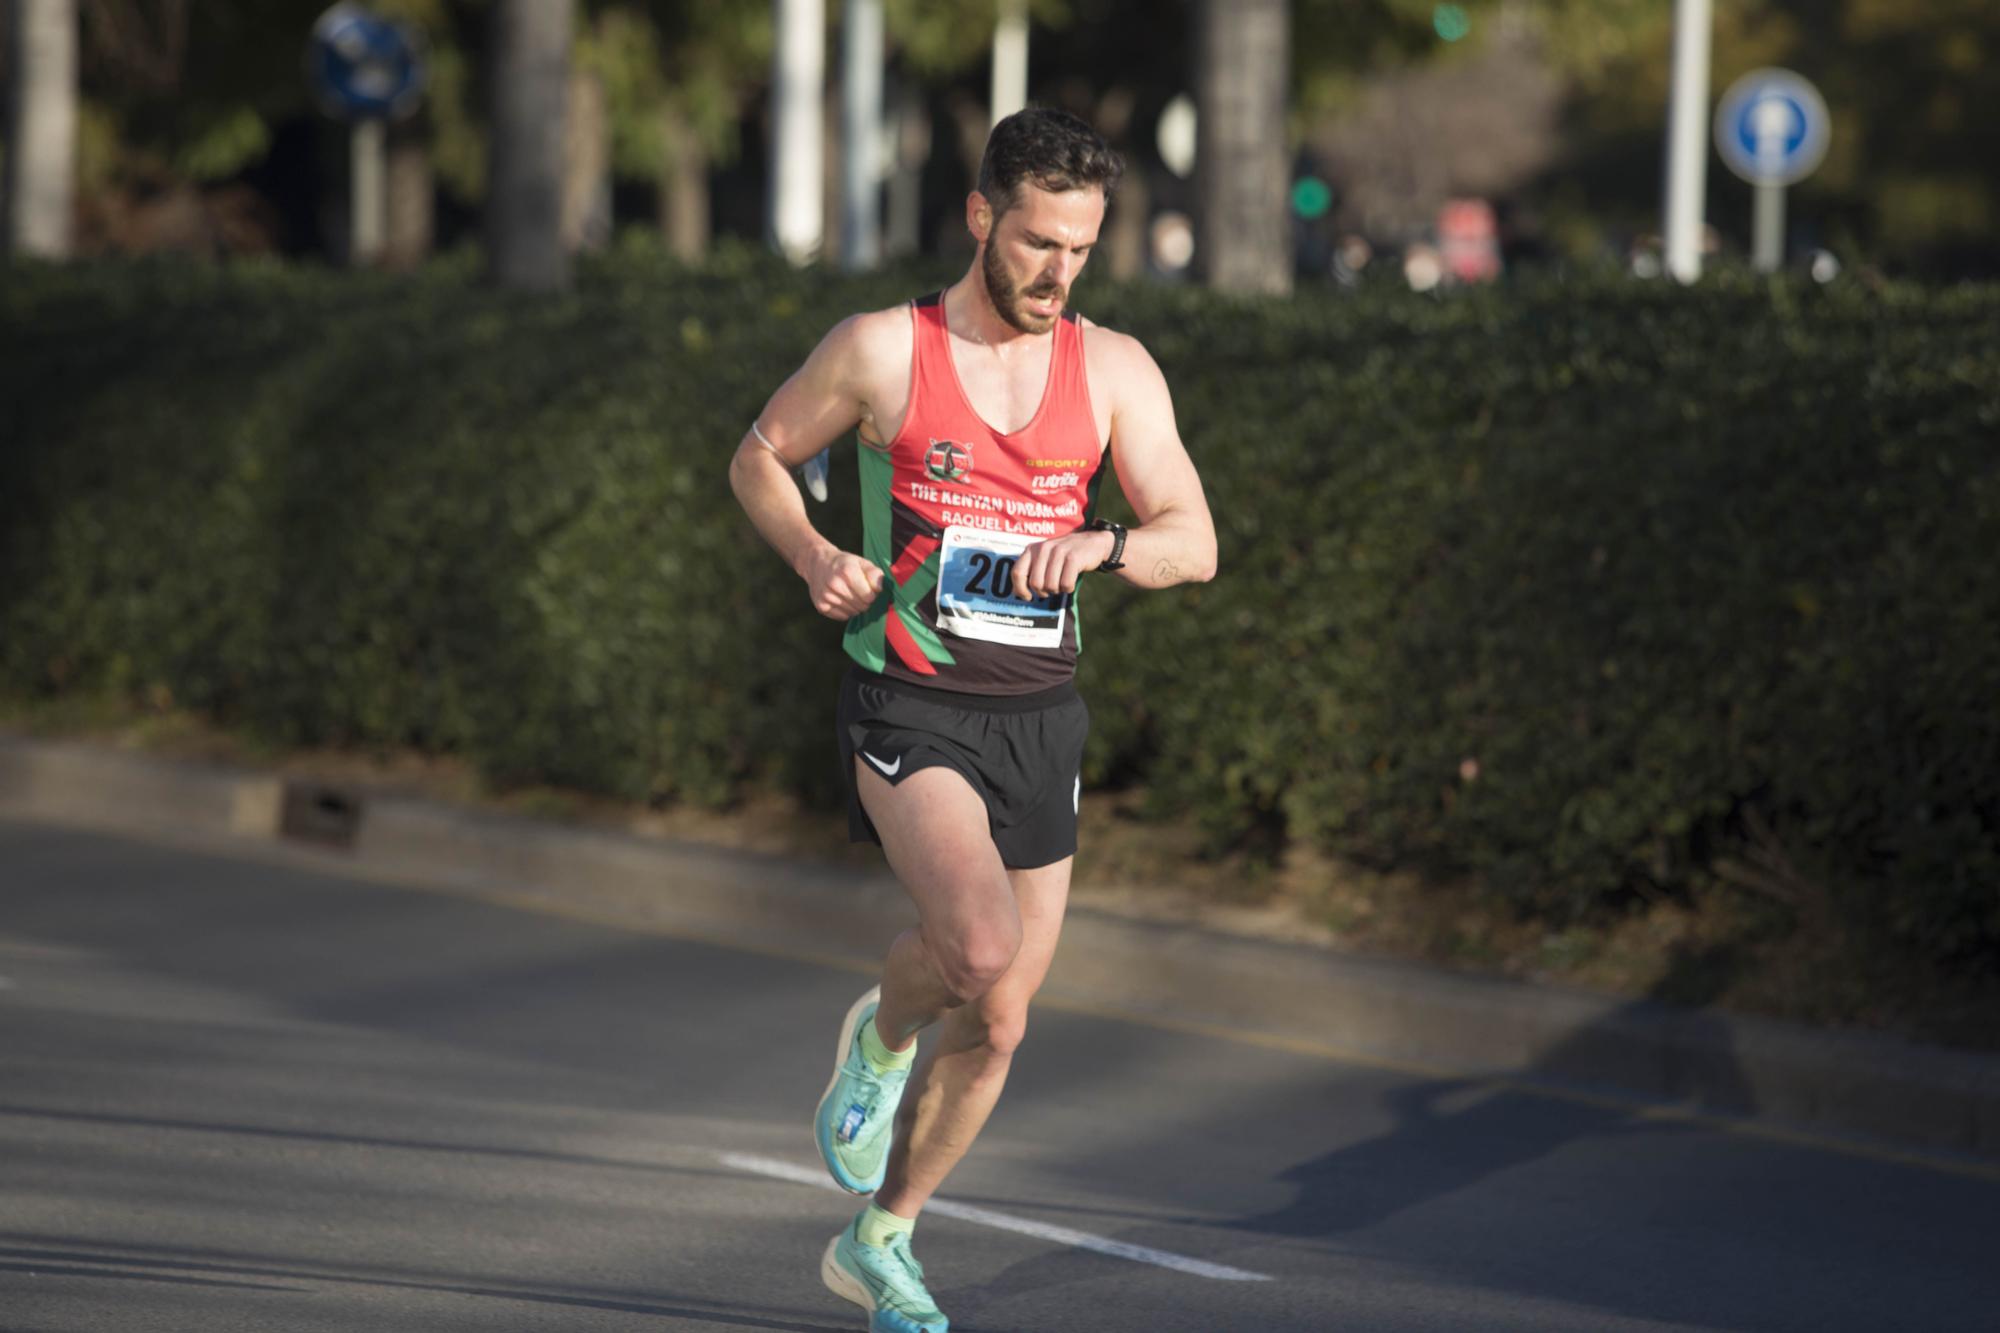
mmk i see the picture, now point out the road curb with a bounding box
[4,733,1994,1163]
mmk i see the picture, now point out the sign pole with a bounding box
[770,0,825,266]
[1715,69,1828,273]
[839,0,883,272]
[1753,182,1784,273]
[350,117,386,266]
[1663,0,1712,284]
[309,5,425,268]
[992,0,1029,128]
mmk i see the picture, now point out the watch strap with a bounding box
[1088,518,1127,571]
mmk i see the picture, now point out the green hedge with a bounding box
[4,245,1996,975]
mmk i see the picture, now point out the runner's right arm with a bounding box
[728,316,888,620]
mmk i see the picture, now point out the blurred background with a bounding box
[3,1,1997,1050]
[4,0,1998,281]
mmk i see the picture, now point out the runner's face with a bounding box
[977,185,1105,334]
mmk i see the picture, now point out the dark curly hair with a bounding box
[976,106,1123,219]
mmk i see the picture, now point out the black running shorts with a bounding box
[837,666,1089,870]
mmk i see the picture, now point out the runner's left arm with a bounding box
[728,315,887,620]
[1011,333,1217,597]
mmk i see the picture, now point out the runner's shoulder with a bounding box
[818,303,917,396]
[1076,316,1169,399]
[822,303,916,366]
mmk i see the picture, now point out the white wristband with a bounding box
[750,421,784,456]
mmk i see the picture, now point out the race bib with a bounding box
[936,525,1067,648]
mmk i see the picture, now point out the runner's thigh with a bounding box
[856,762,1018,941]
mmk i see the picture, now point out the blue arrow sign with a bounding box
[308,3,425,123]
[1714,68,1829,188]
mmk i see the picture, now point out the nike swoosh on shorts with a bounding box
[862,751,902,778]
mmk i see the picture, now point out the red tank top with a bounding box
[841,292,1107,694]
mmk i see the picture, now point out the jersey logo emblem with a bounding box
[924,438,973,482]
[862,751,902,777]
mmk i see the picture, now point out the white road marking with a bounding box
[717,1151,1272,1282]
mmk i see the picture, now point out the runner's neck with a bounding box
[943,272,1054,359]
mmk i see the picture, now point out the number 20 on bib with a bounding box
[936,525,1067,648]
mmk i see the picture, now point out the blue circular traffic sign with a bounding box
[308,3,425,122]
[1714,68,1829,187]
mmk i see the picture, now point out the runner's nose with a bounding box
[1040,253,1075,293]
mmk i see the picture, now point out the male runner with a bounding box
[728,107,1216,1333]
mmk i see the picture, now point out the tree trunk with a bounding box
[4,0,78,259]
[1094,86,1145,280]
[383,112,435,271]
[1105,165,1150,281]
[562,59,611,253]
[1196,0,1291,295]
[657,103,710,262]
[882,76,926,258]
[486,0,574,292]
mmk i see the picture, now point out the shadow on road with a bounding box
[967,995,1996,1333]
[1225,989,1759,1240]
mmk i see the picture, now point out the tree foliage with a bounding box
[34,0,2000,268]
[1293,0,1489,115]
[579,1,771,184]
[1519,0,2000,265]
[75,0,325,185]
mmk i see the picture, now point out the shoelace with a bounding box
[845,1051,907,1109]
[832,1064,900,1155]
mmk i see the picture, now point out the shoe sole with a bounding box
[815,984,884,1196]
[820,1236,875,1314]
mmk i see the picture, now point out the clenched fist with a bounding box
[1010,527,1117,601]
[806,546,886,620]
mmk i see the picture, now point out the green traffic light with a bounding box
[1433,4,1471,42]
[1291,176,1332,219]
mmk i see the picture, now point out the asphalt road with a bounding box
[2,818,1995,1333]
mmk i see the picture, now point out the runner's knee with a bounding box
[933,917,1023,1003]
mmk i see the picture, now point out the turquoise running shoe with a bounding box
[814,985,909,1194]
[820,1211,949,1333]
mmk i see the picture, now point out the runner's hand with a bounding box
[1012,528,1116,600]
[807,548,886,620]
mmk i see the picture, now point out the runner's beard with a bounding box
[983,241,1064,334]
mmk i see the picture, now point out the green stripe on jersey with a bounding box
[841,444,895,672]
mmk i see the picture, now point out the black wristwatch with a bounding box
[1087,518,1127,571]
